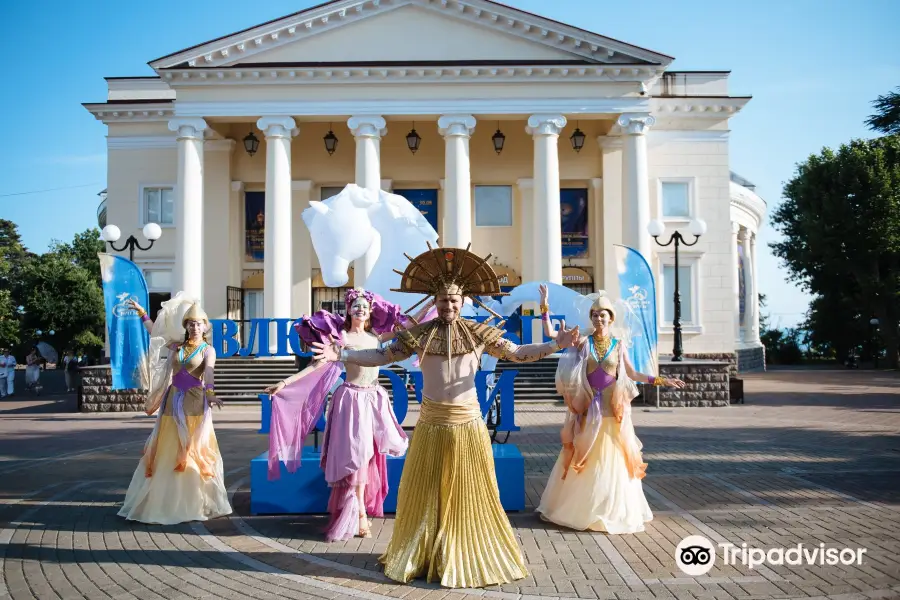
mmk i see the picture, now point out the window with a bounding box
[658,254,703,333]
[474,185,512,227]
[143,186,175,225]
[662,266,693,324]
[144,270,172,292]
[658,178,696,219]
[320,186,346,201]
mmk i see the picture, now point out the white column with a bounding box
[527,114,567,284]
[516,178,534,281]
[617,113,655,262]
[731,222,742,345]
[738,227,755,345]
[599,137,623,293]
[292,180,314,318]
[750,232,761,343]
[168,118,207,302]
[348,116,386,288]
[438,115,476,248]
[257,116,297,328]
[590,177,604,288]
[229,182,244,291]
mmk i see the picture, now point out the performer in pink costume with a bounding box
[265,288,430,540]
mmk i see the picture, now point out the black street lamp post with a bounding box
[648,218,707,362]
[101,223,162,262]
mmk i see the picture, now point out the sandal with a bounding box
[358,514,371,538]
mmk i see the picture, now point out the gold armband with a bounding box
[539,303,550,314]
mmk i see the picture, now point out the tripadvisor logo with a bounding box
[676,535,867,574]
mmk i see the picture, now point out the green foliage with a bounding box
[0,221,106,358]
[761,327,804,365]
[865,86,900,136]
[770,135,900,368]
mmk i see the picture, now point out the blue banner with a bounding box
[614,245,658,376]
[561,188,589,258]
[99,254,150,390]
[393,189,438,232]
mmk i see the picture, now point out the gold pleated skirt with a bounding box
[379,397,528,589]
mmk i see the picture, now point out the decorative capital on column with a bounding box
[526,114,566,136]
[616,113,655,135]
[348,115,386,139]
[590,177,603,190]
[737,226,751,242]
[516,178,534,190]
[168,118,207,140]
[231,181,245,193]
[731,221,741,234]
[381,179,393,192]
[438,115,476,138]
[257,116,298,139]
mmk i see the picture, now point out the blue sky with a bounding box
[1,0,898,328]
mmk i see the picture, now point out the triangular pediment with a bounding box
[150,0,671,70]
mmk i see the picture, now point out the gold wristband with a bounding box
[539,303,550,314]
[135,308,147,317]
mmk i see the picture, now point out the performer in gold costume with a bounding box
[311,245,579,589]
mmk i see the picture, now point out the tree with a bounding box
[13,253,105,356]
[48,228,105,284]
[770,136,900,368]
[0,220,32,348]
[866,87,900,136]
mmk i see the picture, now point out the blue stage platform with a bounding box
[250,444,525,515]
[251,390,526,516]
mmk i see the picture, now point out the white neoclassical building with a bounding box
[86,0,766,370]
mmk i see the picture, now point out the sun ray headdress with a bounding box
[390,242,509,362]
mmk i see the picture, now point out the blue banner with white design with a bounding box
[99,253,150,390]
[614,245,659,376]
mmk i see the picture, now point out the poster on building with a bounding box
[245,191,265,262]
[560,188,589,258]
[394,189,439,232]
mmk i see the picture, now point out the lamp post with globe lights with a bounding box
[101,223,162,261]
[647,218,707,362]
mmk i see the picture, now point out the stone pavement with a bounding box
[0,369,898,600]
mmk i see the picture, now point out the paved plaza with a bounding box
[0,369,898,600]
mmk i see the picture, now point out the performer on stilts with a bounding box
[535,284,684,533]
[311,245,579,589]
[118,296,231,525]
[265,288,430,541]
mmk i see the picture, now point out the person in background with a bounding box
[25,347,42,394]
[2,349,15,397]
[0,349,7,398]
[63,349,79,393]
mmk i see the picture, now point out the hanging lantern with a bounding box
[492,128,506,154]
[406,127,421,154]
[570,126,586,152]
[323,127,338,156]
[243,131,260,156]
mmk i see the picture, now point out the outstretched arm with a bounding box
[484,337,561,363]
[538,284,556,339]
[127,299,154,333]
[622,350,686,388]
[312,336,414,367]
[263,359,329,395]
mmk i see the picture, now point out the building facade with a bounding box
[85,0,766,368]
